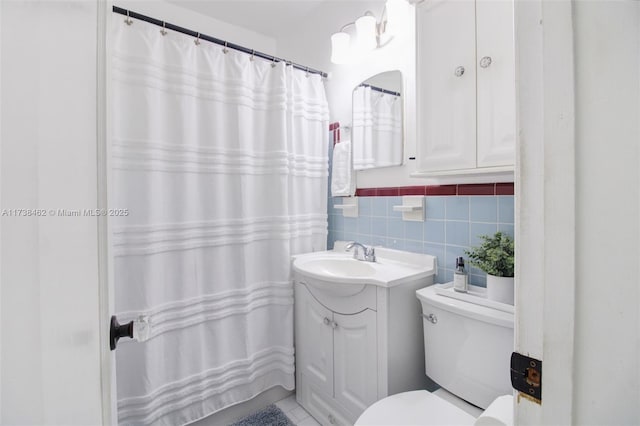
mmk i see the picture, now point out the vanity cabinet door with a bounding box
[475,0,516,167]
[295,284,334,396]
[416,0,477,172]
[333,309,378,416]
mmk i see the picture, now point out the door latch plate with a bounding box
[510,352,542,402]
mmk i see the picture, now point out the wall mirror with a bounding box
[352,70,404,170]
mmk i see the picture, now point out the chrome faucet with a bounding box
[345,241,376,262]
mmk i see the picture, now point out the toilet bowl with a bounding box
[355,390,513,426]
[355,389,479,426]
[356,284,514,426]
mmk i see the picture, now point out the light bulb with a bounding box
[355,15,377,52]
[330,32,351,64]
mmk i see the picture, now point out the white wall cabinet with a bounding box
[414,0,515,176]
[294,278,432,425]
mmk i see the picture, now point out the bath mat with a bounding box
[229,404,294,426]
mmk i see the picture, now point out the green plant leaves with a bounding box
[464,232,515,277]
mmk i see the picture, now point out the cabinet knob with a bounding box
[328,414,337,424]
[331,321,338,329]
[323,317,330,326]
[426,313,438,324]
[480,56,492,68]
[454,66,465,77]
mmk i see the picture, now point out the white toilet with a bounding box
[355,284,514,426]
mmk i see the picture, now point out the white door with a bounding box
[0,1,108,424]
[333,309,377,416]
[475,0,516,168]
[416,0,476,172]
[295,284,334,396]
[515,0,640,424]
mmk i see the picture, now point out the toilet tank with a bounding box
[416,285,514,409]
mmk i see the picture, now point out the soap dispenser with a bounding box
[453,256,468,293]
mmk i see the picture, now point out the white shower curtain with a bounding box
[110,18,329,426]
[352,86,402,169]
[352,86,375,169]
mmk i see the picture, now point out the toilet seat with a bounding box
[354,390,477,426]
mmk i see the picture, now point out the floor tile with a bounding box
[275,395,298,413]
[289,406,311,422]
[296,416,321,426]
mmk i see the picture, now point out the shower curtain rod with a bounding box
[358,83,401,97]
[113,6,328,78]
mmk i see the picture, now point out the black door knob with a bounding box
[110,315,134,351]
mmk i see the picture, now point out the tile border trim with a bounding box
[354,183,514,197]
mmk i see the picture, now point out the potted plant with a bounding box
[464,232,515,304]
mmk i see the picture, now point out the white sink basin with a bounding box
[300,258,377,278]
[292,241,437,288]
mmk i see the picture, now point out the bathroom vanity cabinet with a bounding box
[413,0,515,177]
[294,277,433,425]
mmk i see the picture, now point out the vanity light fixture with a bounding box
[330,0,409,64]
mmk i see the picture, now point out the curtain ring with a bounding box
[223,41,229,54]
[271,56,277,68]
[160,21,167,36]
[305,66,310,78]
[250,50,255,61]
[194,32,201,46]
[124,10,133,26]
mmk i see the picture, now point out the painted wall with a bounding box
[328,193,515,286]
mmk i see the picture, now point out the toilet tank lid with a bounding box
[416,285,514,329]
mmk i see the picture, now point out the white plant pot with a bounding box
[486,275,514,305]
